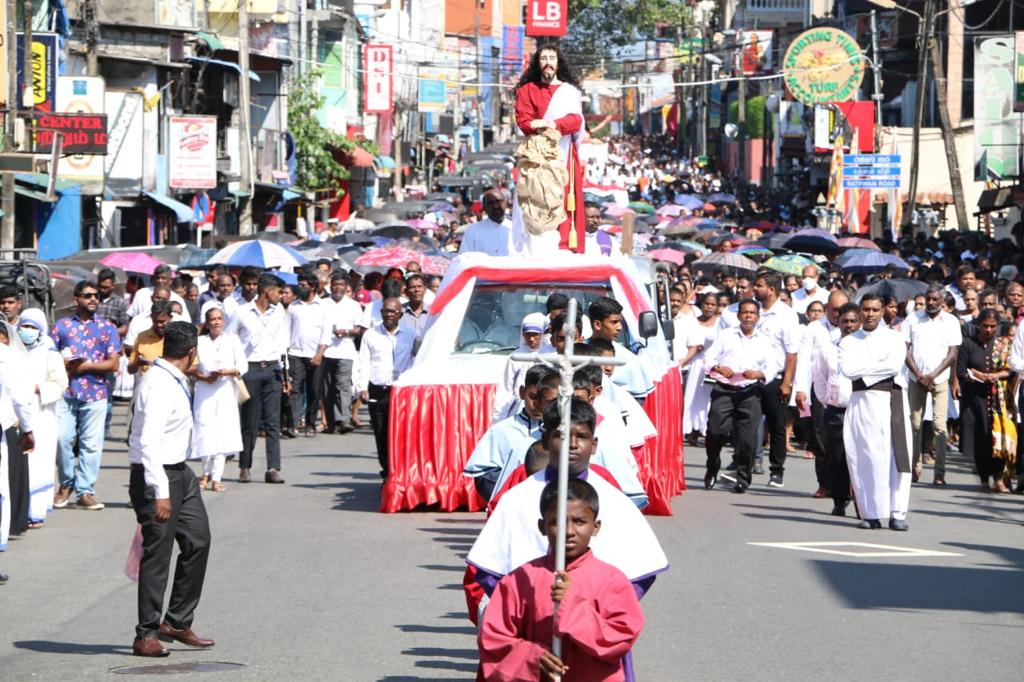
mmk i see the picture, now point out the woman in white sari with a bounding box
[194,308,247,492]
[679,292,723,443]
[18,309,67,527]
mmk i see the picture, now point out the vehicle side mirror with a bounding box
[638,311,658,339]
[661,317,675,341]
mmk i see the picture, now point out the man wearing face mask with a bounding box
[459,190,512,256]
[790,264,829,316]
[286,283,326,437]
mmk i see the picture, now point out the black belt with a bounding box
[131,462,186,471]
[849,377,911,474]
[248,360,280,369]
[713,382,759,393]
[368,383,392,392]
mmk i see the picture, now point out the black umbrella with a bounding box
[371,224,419,240]
[328,233,376,247]
[755,233,792,250]
[853,278,929,303]
[784,233,842,256]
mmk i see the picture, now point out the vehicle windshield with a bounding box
[454,283,614,354]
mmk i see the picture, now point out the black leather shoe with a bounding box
[831,501,848,517]
[704,472,717,490]
[731,482,747,494]
[857,519,882,529]
[888,518,909,531]
[133,637,170,657]
[281,429,297,439]
[239,468,251,483]
[264,469,285,484]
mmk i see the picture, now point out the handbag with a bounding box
[233,375,251,405]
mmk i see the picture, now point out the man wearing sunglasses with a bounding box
[50,280,122,511]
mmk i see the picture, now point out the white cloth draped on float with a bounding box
[511,83,584,258]
[193,332,248,458]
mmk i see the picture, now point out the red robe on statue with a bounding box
[515,82,587,253]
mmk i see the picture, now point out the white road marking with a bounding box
[747,541,965,558]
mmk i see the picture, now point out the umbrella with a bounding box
[756,233,793,250]
[792,228,837,240]
[406,218,435,230]
[422,255,452,276]
[784,232,841,256]
[853,278,928,303]
[660,240,710,256]
[371,224,419,240]
[840,251,911,275]
[837,237,880,251]
[660,222,697,238]
[833,248,880,267]
[340,217,376,231]
[292,240,346,260]
[178,248,218,270]
[707,192,737,204]
[603,204,632,218]
[647,248,689,266]
[673,195,705,211]
[206,239,309,270]
[764,254,816,276]
[655,204,687,217]
[707,233,746,247]
[99,252,165,275]
[735,245,774,259]
[354,246,427,270]
[253,230,295,243]
[627,201,655,214]
[691,252,759,275]
[327,233,376,247]
[427,202,457,214]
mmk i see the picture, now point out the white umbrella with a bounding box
[206,239,309,272]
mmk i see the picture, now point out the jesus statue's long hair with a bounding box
[513,43,582,94]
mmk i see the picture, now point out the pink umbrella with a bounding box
[655,204,686,217]
[837,237,880,251]
[99,252,165,275]
[647,248,688,266]
[422,255,451,276]
[406,218,434,230]
[603,204,632,218]
[354,246,426,270]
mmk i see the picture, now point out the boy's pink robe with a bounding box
[479,550,643,682]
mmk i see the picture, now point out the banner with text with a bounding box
[17,32,58,112]
[364,44,393,114]
[974,35,1020,181]
[526,0,568,37]
[169,116,217,189]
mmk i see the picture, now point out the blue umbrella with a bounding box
[841,251,910,274]
[207,239,309,270]
[673,194,705,210]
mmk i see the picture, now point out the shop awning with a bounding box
[196,31,223,52]
[184,56,261,82]
[976,186,1024,216]
[15,186,55,202]
[143,191,194,223]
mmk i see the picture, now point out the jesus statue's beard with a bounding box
[541,67,556,83]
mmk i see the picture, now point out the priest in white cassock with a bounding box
[458,190,512,257]
[511,44,586,256]
[839,293,913,531]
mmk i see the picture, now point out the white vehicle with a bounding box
[380,253,686,515]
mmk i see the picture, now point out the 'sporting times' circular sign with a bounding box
[782,28,865,104]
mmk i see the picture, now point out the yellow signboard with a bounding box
[782,28,865,105]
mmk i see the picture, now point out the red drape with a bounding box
[637,369,686,515]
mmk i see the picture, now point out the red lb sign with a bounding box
[526,0,568,37]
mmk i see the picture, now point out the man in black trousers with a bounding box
[825,303,862,516]
[127,322,213,657]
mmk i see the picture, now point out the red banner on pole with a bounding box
[364,43,393,114]
[526,0,568,37]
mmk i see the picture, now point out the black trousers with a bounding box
[288,355,324,429]
[706,384,762,486]
[129,464,210,640]
[824,406,851,505]
[760,378,789,476]
[368,383,391,476]
[5,426,28,536]
[807,394,830,487]
[961,388,1002,480]
[241,364,282,471]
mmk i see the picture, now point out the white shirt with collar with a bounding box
[234,300,289,363]
[320,295,364,361]
[791,286,829,316]
[903,309,962,385]
[459,217,512,256]
[357,323,415,392]
[756,298,802,378]
[125,311,185,347]
[1010,322,1024,374]
[824,332,853,408]
[721,301,741,328]
[127,357,193,499]
[128,287,191,323]
[794,318,840,403]
[200,295,239,324]
[287,298,326,358]
[704,326,781,388]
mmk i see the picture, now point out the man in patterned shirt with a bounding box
[50,280,122,510]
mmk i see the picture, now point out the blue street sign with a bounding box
[843,165,902,176]
[845,154,901,165]
[843,178,901,189]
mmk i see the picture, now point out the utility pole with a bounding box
[22,0,31,157]
[298,0,307,78]
[736,32,746,185]
[869,10,883,130]
[238,0,253,235]
[2,0,16,256]
[929,31,969,231]
[84,0,99,75]
[474,13,483,152]
[903,0,934,230]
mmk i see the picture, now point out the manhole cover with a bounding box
[110,662,245,675]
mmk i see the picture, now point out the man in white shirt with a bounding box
[358,298,415,478]
[286,285,326,437]
[794,289,848,497]
[459,190,512,256]
[198,274,239,323]
[234,274,290,484]
[720,275,753,328]
[128,265,191,323]
[904,284,962,485]
[753,272,801,487]
[320,271,364,434]
[127,322,214,657]
[703,299,779,493]
[839,294,913,530]
[790,264,829,316]
[125,286,182,352]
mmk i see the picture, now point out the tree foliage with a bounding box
[727,96,766,139]
[287,69,351,191]
[562,0,692,73]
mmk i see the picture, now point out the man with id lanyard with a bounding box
[127,322,214,657]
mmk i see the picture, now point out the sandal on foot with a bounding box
[210,482,227,492]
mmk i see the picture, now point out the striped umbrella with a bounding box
[206,239,309,270]
[691,252,759,274]
[764,254,816,276]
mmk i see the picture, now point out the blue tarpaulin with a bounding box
[143,191,194,223]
